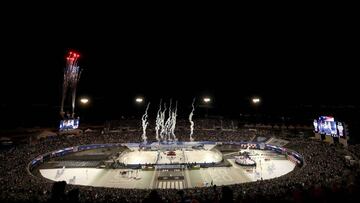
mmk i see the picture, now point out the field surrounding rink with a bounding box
[40,168,155,189]
[39,146,296,189]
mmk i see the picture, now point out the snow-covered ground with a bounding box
[187,156,295,188]
[228,149,296,181]
[245,158,296,181]
[40,168,154,188]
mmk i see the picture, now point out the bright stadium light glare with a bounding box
[80,98,89,104]
[252,97,260,104]
[203,97,211,103]
[135,97,144,103]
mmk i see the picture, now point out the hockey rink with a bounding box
[184,150,222,163]
[118,150,158,165]
[118,149,223,165]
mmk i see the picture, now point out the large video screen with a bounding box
[313,119,319,133]
[314,116,344,137]
[59,119,79,131]
[337,122,344,137]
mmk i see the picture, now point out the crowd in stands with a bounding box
[1,119,360,203]
[348,145,360,160]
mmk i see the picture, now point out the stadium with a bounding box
[2,117,359,203]
[1,46,359,203]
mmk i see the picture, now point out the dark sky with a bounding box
[0,12,358,126]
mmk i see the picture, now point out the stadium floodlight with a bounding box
[80,98,89,104]
[135,97,144,103]
[252,97,260,104]
[203,97,211,103]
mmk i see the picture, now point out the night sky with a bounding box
[1,14,358,128]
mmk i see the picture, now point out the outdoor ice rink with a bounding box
[40,149,296,189]
[117,149,223,165]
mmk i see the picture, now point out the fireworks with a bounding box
[141,103,150,143]
[154,99,178,142]
[60,51,81,118]
[164,100,173,141]
[159,102,167,141]
[171,101,178,141]
[155,100,162,142]
[189,98,196,141]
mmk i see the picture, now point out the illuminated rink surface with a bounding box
[118,150,158,165]
[117,149,223,165]
[39,149,296,189]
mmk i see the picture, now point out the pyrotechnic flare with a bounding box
[171,101,178,141]
[189,98,196,141]
[60,74,69,117]
[165,99,173,141]
[71,68,81,118]
[160,103,167,141]
[141,103,150,143]
[155,99,162,142]
[60,51,81,118]
[168,99,172,119]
